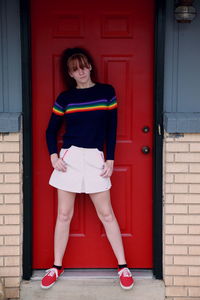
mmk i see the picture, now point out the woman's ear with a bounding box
[68,71,74,78]
[89,64,92,71]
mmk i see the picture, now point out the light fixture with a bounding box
[175,0,196,23]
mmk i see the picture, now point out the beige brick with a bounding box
[0,153,3,162]
[0,205,20,214]
[0,257,3,266]
[5,287,20,299]
[165,266,188,276]
[0,215,4,224]
[165,235,174,244]
[174,256,200,265]
[4,174,20,183]
[190,143,200,152]
[165,184,188,193]
[0,142,19,152]
[0,174,3,183]
[0,163,19,173]
[4,215,20,225]
[166,153,174,162]
[4,256,20,266]
[189,184,200,193]
[0,184,20,193]
[4,277,20,288]
[165,215,174,224]
[189,205,200,214]
[175,173,200,183]
[174,215,200,224]
[189,225,200,234]
[174,194,200,203]
[189,266,200,276]
[165,225,187,234]
[4,236,20,245]
[165,245,187,255]
[175,153,200,162]
[174,134,200,142]
[0,225,20,235]
[189,163,200,172]
[0,246,20,256]
[165,174,174,183]
[189,246,200,255]
[4,153,19,162]
[174,276,200,286]
[174,235,200,245]
[166,143,189,152]
[166,163,189,173]
[0,236,4,245]
[165,204,187,214]
[165,256,173,264]
[189,287,200,297]
[3,133,20,142]
[0,194,3,203]
[4,194,20,204]
[164,194,174,204]
[165,286,187,297]
[164,276,173,285]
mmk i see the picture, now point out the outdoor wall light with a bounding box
[175,0,196,23]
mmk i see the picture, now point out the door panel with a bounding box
[31,0,155,268]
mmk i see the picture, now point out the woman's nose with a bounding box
[78,68,84,75]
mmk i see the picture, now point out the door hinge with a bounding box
[158,124,162,136]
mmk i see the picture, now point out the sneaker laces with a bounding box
[118,267,132,277]
[45,268,58,278]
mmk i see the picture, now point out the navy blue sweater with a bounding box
[46,82,118,160]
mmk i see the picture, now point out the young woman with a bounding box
[41,47,134,290]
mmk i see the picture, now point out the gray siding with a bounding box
[0,0,22,131]
[164,0,200,132]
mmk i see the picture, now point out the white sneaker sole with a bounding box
[120,281,134,290]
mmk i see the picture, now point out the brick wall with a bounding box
[0,132,22,299]
[163,130,200,299]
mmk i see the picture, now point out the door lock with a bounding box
[141,146,150,154]
[142,126,150,133]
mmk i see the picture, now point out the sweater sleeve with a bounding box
[46,93,65,155]
[105,86,118,160]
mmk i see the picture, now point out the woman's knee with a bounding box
[57,209,74,223]
[98,210,114,223]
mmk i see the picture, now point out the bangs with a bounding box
[67,54,90,72]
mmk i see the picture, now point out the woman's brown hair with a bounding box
[60,47,97,89]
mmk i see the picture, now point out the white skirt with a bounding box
[49,145,112,194]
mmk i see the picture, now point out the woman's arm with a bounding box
[46,95,68,172]
[105,86,118,161]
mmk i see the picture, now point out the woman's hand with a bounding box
[50,153,67,172]
[100,160,114,178]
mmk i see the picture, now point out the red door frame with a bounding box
[20,0,165,280]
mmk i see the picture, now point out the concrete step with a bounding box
[20,269,165,300]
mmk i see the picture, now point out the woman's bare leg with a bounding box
[89,189,126,265]
[54,189,76,266]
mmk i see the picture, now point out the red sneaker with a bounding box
[118,267,134,290]
[40,267,64,289]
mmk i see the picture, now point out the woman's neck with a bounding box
[76,80,95,89]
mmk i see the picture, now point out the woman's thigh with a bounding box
[57,189,76,216]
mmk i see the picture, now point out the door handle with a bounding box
[141,146,150,154]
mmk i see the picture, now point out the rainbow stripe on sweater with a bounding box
[52,101,65,116]
[53,97,117,116]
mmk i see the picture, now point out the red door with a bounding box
[31,0,155,268]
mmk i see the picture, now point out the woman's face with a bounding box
[68,60,92,85]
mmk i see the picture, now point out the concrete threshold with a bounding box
[20,269,165,300]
